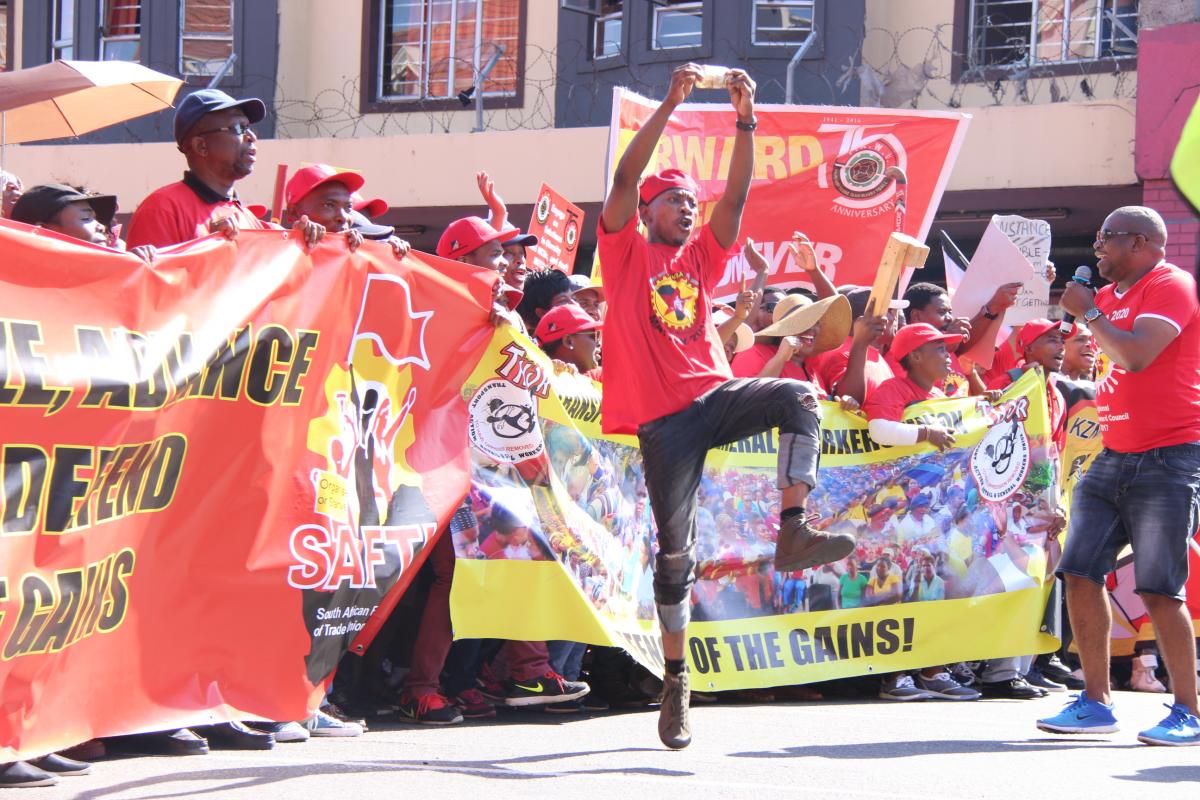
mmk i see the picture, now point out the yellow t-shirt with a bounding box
[868,572,899,595]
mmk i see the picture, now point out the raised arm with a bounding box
[477,171,507,232]
[789,232,836,299]
[960,282,1019,354]
[601,63,703,235]
[708,70,757,249]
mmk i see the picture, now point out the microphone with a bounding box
[1060,265,1093,334]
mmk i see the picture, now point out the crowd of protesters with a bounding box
[2,67,1199,786]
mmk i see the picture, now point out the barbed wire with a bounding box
[67,22,1137,146]
[261,25,1135,139]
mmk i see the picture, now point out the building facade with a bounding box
[1,0,1197,275]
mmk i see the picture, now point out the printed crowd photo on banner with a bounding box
[450,326,1062,691]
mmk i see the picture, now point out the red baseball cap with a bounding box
[1019,318,1076,351]
[437,216,510,259]
[639,168,700,205]
[535,303,601,345]
[285,164,365,208]
[352,193,388,219]
[889,323,962,362]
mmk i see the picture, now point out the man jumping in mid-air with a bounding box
[597,63,855,749]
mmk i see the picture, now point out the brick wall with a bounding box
[1143,177,1200,275]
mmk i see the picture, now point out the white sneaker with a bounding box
[304,709,364,737]
[879,673,933,701]
[247,721,310,742]
[916,671,982,700]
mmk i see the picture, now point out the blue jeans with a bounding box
[547,640,587,681]
[1057,442,1200,599]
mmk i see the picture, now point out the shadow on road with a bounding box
[1114,765,1200,783]
[68,747,688,799]
[731,738,1138,760]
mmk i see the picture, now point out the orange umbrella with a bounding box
[0,59,182,166]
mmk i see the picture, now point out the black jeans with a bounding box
[636,378,822,632]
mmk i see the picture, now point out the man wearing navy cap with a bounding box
[126,89,276,248]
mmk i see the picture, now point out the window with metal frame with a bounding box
[180,0,235,77]
[651,0,703,51]
[1,1,9,70]
[592,1,622,59]
[100,0,142,62]
[752,0,814,46]
[378,0,520,102]
[52,0,76,60]
[967,0,1137,69]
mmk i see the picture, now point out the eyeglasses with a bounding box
[1095,229,1142,244]
[197,122,254,138]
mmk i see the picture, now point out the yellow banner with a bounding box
[450,327,1062,689]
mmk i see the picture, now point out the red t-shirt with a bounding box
[863,376,945,422]
[981,332,1022,387]
[126,174,270,248]
[809,337,897,400]
[730,342,828,393]
[1094,262,1200,452]
[596,217,735,434]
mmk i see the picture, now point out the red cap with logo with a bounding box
[889,323,963,362]
[285,164,365,208]
[436,216,512,259]
[1018,318,1076,351]
[638,168,700,205]
[535,303,601,345]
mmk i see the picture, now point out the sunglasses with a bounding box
[197,122,254,138]
[1095,229,1142,245]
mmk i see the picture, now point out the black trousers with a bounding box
[636,378,822,632]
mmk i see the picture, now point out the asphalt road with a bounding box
[28,690,1200,799]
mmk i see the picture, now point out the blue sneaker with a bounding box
[1036,691,1119,734]
[1137,703,1200,746]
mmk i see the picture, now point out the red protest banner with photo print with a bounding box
[0,222,496,761]
[603,89,970,299]
[526,183,584,274]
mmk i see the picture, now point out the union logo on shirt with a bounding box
[650,272,699,332]
[941,372,968,398]
[1095,352,1123,396]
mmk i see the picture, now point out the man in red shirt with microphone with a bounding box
[597,64,853,750]
[1038,205,1200,745]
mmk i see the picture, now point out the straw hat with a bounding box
[756,293,852,352]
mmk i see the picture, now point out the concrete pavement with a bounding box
[29,690,1200,799]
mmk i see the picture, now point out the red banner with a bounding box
[0,222,495,761]
[526,183,584,274]
[604,90,970,298]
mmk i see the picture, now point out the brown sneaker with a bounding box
[774,513,855,572]
[658,669,692,749]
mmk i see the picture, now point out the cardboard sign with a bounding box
[951,216,1054,327]
[526,183,584,273]
[993,214,1053,323]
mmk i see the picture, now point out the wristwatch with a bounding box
[1083,307,1104,323]
[982,304,999,320]
[736,117,758,132]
